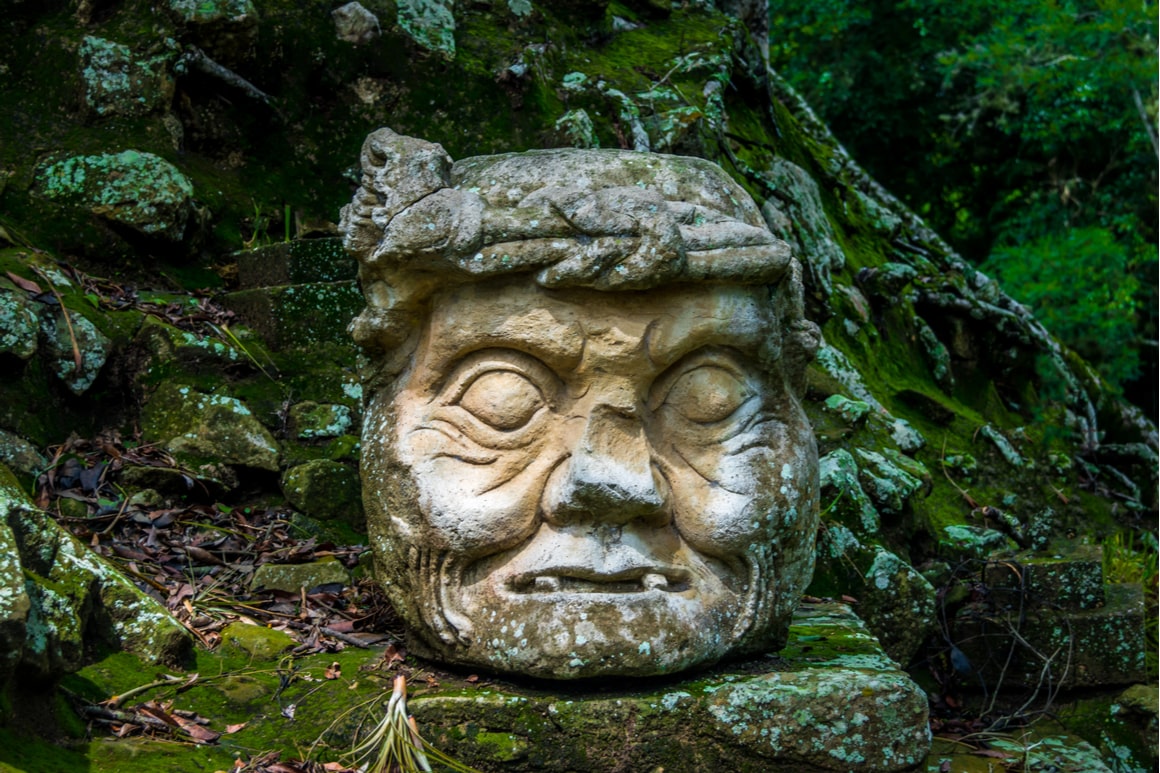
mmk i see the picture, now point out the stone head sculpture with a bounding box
[341,128,821,679]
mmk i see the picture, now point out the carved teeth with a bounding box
[533,576,562,592]
[642,573,668,590]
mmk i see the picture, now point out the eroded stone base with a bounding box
[410,601,931,772]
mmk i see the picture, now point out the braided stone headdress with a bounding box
[340,128,819,383]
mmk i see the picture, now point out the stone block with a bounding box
[250,558,350,593]
[983,545,1106,610]
[233,239,355,289]
[220,282,362,349]
[409,602,931,772]
[954,583,1147,688]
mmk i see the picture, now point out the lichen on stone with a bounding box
[78,36,176,118]
[397,0,456,58]
[36,151,195,241]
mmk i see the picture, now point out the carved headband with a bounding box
[341,128,817,377]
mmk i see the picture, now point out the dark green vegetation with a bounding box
[770,0,1158,405]
[0,0,1156,770]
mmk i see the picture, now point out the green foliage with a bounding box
[1102,529,1159,674]
[982,227,1144,389]
[770,0,1158,405]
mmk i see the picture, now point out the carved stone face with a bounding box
[363,279,818,678]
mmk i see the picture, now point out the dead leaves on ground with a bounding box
[39,433,400,654]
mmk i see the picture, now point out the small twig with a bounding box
[31,266,82,372]
[104,679,173,710]
[940,436,978,508]
[322,626,374,649]
[82,703,173,732]
[1131,85,1159,160]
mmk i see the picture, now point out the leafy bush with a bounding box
[982,227,1145,391]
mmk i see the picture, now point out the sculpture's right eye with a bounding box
[456,370,545,431]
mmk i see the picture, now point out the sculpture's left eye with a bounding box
[663,365,753,424]
[457,370,545,430]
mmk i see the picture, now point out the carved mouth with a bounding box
[509,569,690,594]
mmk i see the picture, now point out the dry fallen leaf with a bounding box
[5,270,43,294]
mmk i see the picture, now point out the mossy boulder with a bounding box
[141,382,280,473]
[218,621,296,659]
[35,151,195,242]
[397,0,457,57]
[289,401,355,440]
[0,467,32,684]
[813,526,937,665]
[1,462,191,686]
[38,305,113,395]
[281,459,363,526]
[0,288,39,360]
[332,2,382,46]
[78,36,177,119]
[134,315,248,375]
[0,429,46,484]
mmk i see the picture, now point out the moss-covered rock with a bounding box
[35,151,195,242]
[78,36,177,119]
[218,621,296,659]
[250,557,350,592]
[812,526,936,665]
[281,459,362,526]
[332,2,382,46]
[820,449,880,536]
[141,382,280,473]
[221,282,363,349]
[397,0,457,57]
[289,401,354,440]
[39,305,113,395]
[134,315,247,375]
[0,288,39,360]
[0,429,46,484]
[956,582,1148,689]
[1,463,191,685]
[0,466,32,685]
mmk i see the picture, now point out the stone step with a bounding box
[983,544,1106,610]
[953,583,1147,689]
[232,238,356,289]
[219,281,362,349]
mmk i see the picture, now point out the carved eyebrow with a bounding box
[644,305,769,368]
[422,310,586,377]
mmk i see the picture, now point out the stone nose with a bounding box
[542,403,670,527]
